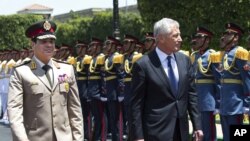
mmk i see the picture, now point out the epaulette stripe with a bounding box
[14,60,31,68]
[52,58,70,65]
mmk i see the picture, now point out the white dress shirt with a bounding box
[155,47,179,83]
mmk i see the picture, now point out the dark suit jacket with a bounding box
[128,50,201,141]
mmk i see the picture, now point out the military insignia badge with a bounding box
[65,82,69,93]
[43,21,51,31]
[30,61,37,70]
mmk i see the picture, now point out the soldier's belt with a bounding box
[77,77,87,80]
[124,78,132,82]
[105,76,117,81]
[89,76,101,80]
[220,79,242,84]
[78,72,86,75]
[195,79,215,84]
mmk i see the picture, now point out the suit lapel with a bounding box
[174,52,185,98]
[148,50,175,97]
[31,58,52,90]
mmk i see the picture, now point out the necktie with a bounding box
[167,56,178,94]
[42,65,53,87]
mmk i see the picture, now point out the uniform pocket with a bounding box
[25,118,37,130]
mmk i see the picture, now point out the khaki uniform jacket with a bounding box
[8,57,83,141]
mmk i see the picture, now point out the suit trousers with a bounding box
[173,118,182,141]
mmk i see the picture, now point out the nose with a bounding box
[178,36,182,42]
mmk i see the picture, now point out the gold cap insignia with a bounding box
[43,21,51,31]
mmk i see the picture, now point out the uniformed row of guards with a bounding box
[67,33,156,141]
[0,32,156,141]
[1,22,250,141]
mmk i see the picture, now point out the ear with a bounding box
[234,34,239,41]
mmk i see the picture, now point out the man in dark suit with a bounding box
[128,18,203,141]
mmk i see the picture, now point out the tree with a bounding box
[0,14,43,50]
[138,0,250,49]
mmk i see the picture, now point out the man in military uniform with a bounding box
[210,23,250,141]
[122,34,141,140]
[191,27,219,141]
[7,20,83,141]
[134,41,145,54]
[87,37,107,141]
[143,32,156,54]
[102,36,125,141]
[0,56,9,125]
[75,41,92,141]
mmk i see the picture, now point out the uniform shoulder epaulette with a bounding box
[179,50,190,57]
[66,56,77,65]
[248,51,250,62]
[15,60,31,68]
[53,58,70,65]
[210,51,222,63]
[83,55,92,65]
[208,49,216,53]
[132,53,143,63]
[190,51,198,64]
[235,46,249,61]
[97,54,105,65]
[113,53,124,64]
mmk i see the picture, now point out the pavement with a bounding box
[0,123,12,141]
[1,121,223,141]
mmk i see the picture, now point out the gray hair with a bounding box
[153,18,180,37]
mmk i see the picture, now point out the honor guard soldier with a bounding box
[122,34,142,139]
[135,41,145,54]
[191,27,219,141]
[103,36,125,141]
[75,41,93,141]
[143,32,156,54]
[1,58,16,125]
[88,37,107,141]
[210,23,250,141]
[0,59,8,123]
[60,44,72,62]
[7,20,83,141]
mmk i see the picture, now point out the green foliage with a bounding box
[138,0,250,50]
[56,17,92,46]
[0,14,43,50]
[55,12,143,47]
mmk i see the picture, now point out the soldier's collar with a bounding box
[53,60,60,69]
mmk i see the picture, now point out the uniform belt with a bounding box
[220,79,242,84]
[124,78,132,82]
[105,76,117,81]
[195,79,215,84]
[89,76,101,80]
[78,72,86,75]
[77,77,87,80]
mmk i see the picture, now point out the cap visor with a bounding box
[37,34,56,40]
